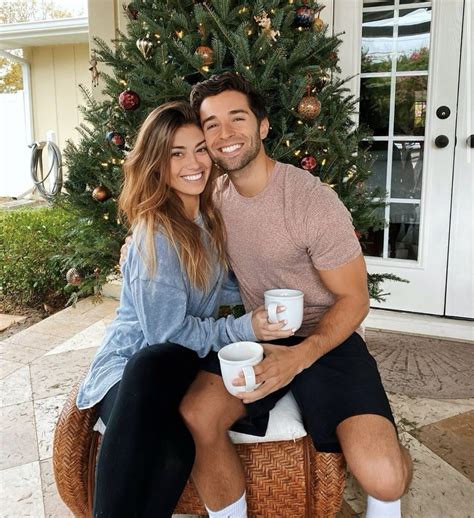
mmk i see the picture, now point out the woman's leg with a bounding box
[93,343,200,518]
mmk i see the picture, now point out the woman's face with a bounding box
[168,124,212,200]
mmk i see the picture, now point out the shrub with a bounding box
[0,208,87,307]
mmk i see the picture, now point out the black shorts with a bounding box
[201,332,396,452]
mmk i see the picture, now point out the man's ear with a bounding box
[259,117,270,140]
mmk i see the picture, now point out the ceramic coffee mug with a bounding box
[218,341,264,396]
[264,289,304,331]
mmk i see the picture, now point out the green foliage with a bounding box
[0,207,123,308]
[0,208,73,307]
[61,0,401,299]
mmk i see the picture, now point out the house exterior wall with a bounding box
[25,43,89,151]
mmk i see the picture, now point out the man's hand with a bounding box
[233,343,310,404]
[120,235,133,267]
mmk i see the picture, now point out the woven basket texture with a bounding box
[53,381,345,518]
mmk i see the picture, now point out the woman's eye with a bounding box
[171,152,183,157]
[197,147,208,153]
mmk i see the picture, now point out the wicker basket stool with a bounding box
[53,380,346,518]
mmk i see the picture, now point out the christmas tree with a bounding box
[59,0,400,302]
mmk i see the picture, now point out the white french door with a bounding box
[334,0,473,318]
[445,1,473,319]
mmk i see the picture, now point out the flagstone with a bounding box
[0,366,32,407]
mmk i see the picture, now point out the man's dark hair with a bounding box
[190,71,268,122]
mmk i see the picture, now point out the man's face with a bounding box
[199,90,269,172]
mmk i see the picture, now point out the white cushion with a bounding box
[229,391,307,444]
[93,391,307,444]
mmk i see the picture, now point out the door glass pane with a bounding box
[360,207,385,258]
[388,203,420,259]
[394,75,427,135]
[362,10,395,73]
[391,141,423,199]
[397,8,431,71]
[364,1,394,6]
[360,78,391,135]
[366,141,389,191]
[360,1,432,260]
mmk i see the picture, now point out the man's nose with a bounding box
[218,121,235,140]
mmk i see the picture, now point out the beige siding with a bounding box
[29,43,89,152]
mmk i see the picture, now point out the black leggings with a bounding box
[93,343,201,518]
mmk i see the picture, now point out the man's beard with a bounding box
[211,132,261,173]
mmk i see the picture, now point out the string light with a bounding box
[286,140,290,147]
[100,162,108,167]
[119,80,127,86]
[176,30,184,38]
[297,120,303,125]
[294,150,301,156]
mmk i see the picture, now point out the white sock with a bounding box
[366,495,401,518]
[205,491,247,518]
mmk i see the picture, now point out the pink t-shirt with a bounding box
[214,162,362,337]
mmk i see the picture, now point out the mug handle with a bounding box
[241,365,257,392]
[267,302,279,324]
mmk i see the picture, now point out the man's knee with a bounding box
[180,380,244,444]
[361,450,412,501]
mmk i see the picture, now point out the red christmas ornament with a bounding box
[300,155,317,171]
[118,89,140,110]
[106,131,125,149]
[294,5,314,28]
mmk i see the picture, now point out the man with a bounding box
[179,72,412,518]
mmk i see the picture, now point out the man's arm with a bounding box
[235,253,369,403]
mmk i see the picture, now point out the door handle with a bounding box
[435,135,449,148]
[467,135,474,148]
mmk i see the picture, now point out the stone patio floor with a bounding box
[1,297,473,517]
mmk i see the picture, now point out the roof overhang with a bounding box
[0,17,89,50]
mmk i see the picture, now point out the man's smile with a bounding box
[219,143,243,155]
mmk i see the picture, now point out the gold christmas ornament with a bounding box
[298,77,322,120]
[298,95,321,119]
[195,45,213,66]
[313,16,325,32]
[136,34,154,59]
[92,185,112,202]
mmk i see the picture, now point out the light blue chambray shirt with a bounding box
[77,216,255,409]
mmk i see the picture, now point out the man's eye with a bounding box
[233,117,245,122]
[206,123,217,130]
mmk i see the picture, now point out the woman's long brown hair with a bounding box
[119,101,226,291]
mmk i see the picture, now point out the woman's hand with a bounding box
[251,305,295,341]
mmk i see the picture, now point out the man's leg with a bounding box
[290,332,412,512]
[180,371,247,511]
[336,414,412,501]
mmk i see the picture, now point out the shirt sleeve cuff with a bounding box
[235,311,257,342]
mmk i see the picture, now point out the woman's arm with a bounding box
[130,277,256,357]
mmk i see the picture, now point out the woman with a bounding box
[76,101,291,517]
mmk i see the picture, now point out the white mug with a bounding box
[264,289,304,331]
[218,341,264,396]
